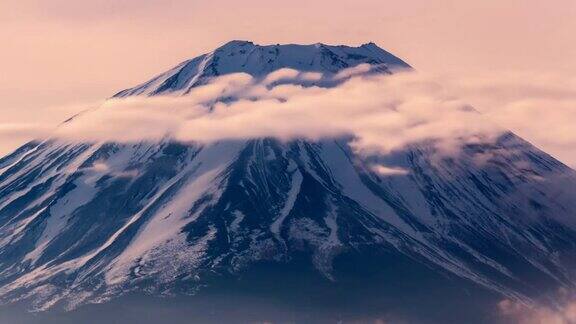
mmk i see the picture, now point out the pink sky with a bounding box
[1,0,576,164]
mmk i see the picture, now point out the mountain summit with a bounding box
[1,41,576,323]
[113,40,411,97]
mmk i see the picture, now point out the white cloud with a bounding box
[369,164,409,176]
[2,69,576,170]
[499,291,576,324]
[51,70,502,160]
[436,71,576,168]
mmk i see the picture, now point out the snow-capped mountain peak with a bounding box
[113,40,411,97]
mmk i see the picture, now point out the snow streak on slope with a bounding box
[270,160,302,243]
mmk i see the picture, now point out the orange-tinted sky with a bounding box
[1,0,576,163]
[2,0,575,109]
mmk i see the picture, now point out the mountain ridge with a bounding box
[112,40,411,97]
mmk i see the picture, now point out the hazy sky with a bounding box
[1,0,575,164]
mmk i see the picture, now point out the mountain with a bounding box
[1,41,576,323]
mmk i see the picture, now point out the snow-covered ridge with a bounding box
[113,40,411,97]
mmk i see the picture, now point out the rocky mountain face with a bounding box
[1,41,576,323]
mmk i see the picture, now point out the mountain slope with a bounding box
[1,41,575,322]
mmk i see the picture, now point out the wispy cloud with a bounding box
[436,71,576,167]
[499,290,576,324]
[2,68,576,170]
[51,68,501,160]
